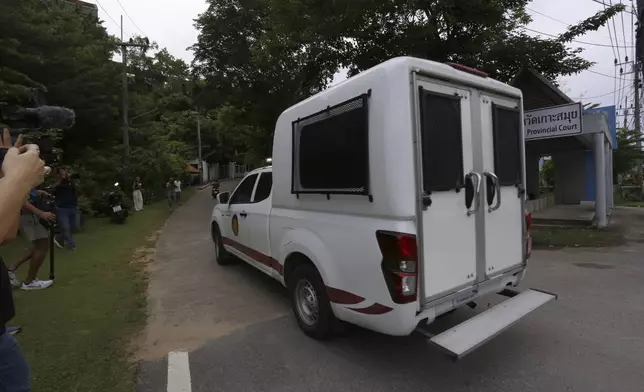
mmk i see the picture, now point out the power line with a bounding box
[574,87,626,99]
[608,1,623,61]
[115,0,147,37]
[94,0,121,32]
[520,26,635,48]
[620,1,629,56]
[586,68,636,80]
[527,6,635,44]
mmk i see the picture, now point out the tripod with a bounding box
[47,223,56,280]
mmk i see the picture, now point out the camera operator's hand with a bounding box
[1,128,45,188]
[38,211,56,222]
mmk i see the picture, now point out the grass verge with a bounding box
[532,225,625,249]
[1,187,197,392]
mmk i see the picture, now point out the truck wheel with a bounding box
[213,225,233,265]
[289,264,336,340]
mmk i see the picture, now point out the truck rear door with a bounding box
[416,80,478,302]
[479,93,525,276]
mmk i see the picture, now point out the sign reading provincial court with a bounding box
[524,102,583,141]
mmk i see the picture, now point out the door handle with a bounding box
[239,211,248,218]
[465,172,482,216]
[484,171,501,212]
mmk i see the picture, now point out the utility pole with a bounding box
[196,109,203,184]
[624,95,629,129]
[118,15,149,176]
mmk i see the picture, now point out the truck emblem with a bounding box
[232,214,239,236]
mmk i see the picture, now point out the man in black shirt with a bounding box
[53,168,79,250]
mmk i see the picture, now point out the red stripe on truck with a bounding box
[326,287,365,305]
[347,303,393,315]
[222,237,283,275]
[222,237,393,315]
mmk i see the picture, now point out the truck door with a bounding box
[479,93,525,276]
[223,173,258,254]
[416,80,479,301]
[244,171,274,275]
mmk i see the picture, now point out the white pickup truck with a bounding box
[211,57,556,358]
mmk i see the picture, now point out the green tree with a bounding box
[613,127,644,182]
[191,0,626,161]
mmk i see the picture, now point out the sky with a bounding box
[93,0,639,126]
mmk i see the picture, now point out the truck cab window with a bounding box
[230,174,258,205]
[253,172,272,203]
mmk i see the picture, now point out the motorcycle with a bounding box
[211,181,221,199]
[108,182,128,224]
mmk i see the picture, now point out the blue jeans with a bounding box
[56,207,77,248]
[0,330,31,392]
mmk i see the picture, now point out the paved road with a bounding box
[136,187,644,392]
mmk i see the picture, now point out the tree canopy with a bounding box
[0,0,200,214]
[192,0,625,161]
[0,0,632,211]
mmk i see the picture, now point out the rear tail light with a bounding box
[376,231,418,304]
[525,211,532,260]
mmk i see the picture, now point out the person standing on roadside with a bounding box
[53,168,79,250]
[1,127,48,392]
[173,177,182,204]
[132,176,144,212]
[166,177,175,211]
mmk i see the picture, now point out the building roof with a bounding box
[511,68,574,110]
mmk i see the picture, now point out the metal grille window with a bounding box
[418,88,464,193]
[292,93,370,195]
[492,104,522,186]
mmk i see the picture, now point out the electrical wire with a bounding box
[520,26,635,48]
[526,6,634,44]
[94,0,122,32]
[608,1,623,61]
[115,0,147,37]
[586,68,636,80]
[620,1,628,57]
[574,88,622,99]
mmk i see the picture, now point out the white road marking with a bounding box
[167,351,192,392]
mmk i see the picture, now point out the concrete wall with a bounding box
[552,150,587,204]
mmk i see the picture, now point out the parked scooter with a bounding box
[211,181,221,199]
[108,182,128,224]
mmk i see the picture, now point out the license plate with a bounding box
[112,205,122,212]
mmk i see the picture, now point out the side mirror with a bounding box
[217,191,230,205]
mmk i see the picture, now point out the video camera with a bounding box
[0,89,75,165]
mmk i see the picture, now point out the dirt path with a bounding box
[135,184,289,361]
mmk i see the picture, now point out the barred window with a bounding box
[419,88,465,193]
[292,94,370,195]
[492,104,522,186]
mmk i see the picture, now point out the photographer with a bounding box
[1,127,47,392]
[53,168,79,250]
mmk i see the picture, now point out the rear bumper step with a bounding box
[428,289,556,359]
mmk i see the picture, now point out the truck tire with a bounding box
[213,225,234,265]
[289,264,336,340]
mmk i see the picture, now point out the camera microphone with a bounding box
[17,106,76,130]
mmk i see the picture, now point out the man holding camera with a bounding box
[1,127,48,392]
